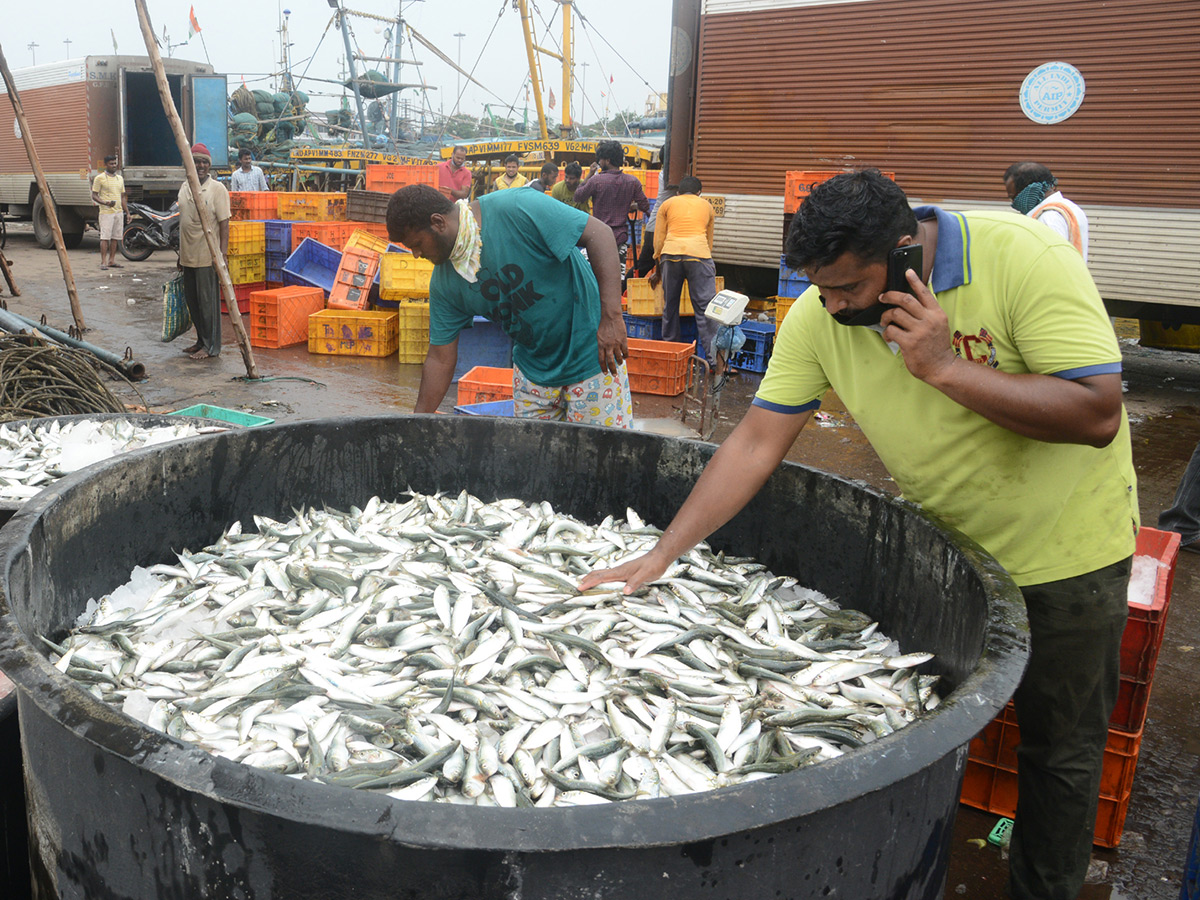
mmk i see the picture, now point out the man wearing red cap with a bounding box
[177,142,230,360]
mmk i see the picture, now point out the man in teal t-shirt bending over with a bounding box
[387,184,632,427]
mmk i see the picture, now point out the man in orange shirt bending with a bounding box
[654,175,717,362]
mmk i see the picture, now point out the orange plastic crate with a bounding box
[248,286,326,349]
[625,338,695,396]
[291,222,357,253]
[364,164,439,194]
[456,366,514,406]
[960,701,1144,848]
[784,170,895,214]
[229,192,278,221]
[277,192,347,222]
[328,248,381,311]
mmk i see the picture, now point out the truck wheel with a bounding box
[31,195,84,250]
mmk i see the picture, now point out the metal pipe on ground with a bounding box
[0,309,146,380]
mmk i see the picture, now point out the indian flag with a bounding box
[188,7,202,39]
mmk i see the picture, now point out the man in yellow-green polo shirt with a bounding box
[582,169,1136,900]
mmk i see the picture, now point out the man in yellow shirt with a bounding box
[493,155,527,191]
[90,155,128,270]
[653,175,717,360]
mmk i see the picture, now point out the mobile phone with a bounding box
[886,244,923,296]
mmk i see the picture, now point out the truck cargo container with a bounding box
[668,0,1200,322]
[0,55,227,249]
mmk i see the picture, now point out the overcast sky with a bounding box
[4,1,672,127]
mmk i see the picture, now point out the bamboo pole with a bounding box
[131,0,258,379]
[0,251,19,297]
[0,43,84,329]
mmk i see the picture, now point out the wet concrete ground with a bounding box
[1,224,1197,898]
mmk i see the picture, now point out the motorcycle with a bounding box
[120,201,180,261]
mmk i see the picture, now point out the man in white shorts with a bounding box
[91,155,128,270]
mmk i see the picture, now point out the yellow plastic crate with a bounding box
[397,335,429,364]
[746,297,776,314]
[774,296,798,326]
[625,276,725,317]
[277,192,347,222]
[227,252,266,285]
[308,309,399,357]
[380,254,434,300]
[228,221,266,256]
[395,300,429,362]
[344,228,390,257]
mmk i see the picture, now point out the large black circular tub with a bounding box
[0,416,1028,900]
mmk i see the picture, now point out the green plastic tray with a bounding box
[169,404,274,427]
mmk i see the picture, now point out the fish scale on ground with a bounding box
[47,490,939,807]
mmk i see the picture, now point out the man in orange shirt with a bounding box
[654,175,717,361]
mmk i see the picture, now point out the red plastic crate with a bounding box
[456,366,513,406]
[1123,526,1180,684]
[248,286,326,349]
[625,338,695,396]
[229,192,278,221]
[364,164,438,194]
[960,701,1144,848]
[220,281,265,315]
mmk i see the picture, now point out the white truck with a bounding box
[0,55,227,248]
[667,0,1200,323]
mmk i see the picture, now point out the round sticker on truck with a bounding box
[1020,62,1085,124]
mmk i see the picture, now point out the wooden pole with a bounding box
[0,43,84,329]
[0,252,19,297]
[132,0,259,379]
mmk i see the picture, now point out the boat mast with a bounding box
[389,2,402,146]
[560,0,573,138]
[516,0,550,140]
[331,1,371,148]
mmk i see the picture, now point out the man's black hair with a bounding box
[564,161,583,177]
[678,175,702,195]
[785,169,917,271]
[1004,161,1057,195]
[504,154,520,165]
[103,154,117,164]
[386,184,454,242]
[595,140,624,167]
[238,148,252,160]
[540,162,559,178]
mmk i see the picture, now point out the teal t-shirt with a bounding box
[428,189,602,386]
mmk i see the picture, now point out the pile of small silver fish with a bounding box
[0,418,217,502]
[47,491,940,808]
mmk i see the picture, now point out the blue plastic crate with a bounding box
[623,313,661,341]
[264,220,293,254]
[265,249,288,284]
[1183,793,1200,900]
[283,238,340,295]
[452,317,514,381]
[730,320,775,373]
[779,254,811,298]
[453,399,515,416]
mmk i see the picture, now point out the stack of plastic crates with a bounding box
[225,221,266,308]
[396,301,430,363]
[959,526,1181,848]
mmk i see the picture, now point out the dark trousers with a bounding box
[182,265,222,356]
[660,256,719,358]
[1158,441,1200,543]
[1008,555,1131,900]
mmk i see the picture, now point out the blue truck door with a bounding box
[191,75,228,167]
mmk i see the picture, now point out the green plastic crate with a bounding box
[169,404,274,427]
